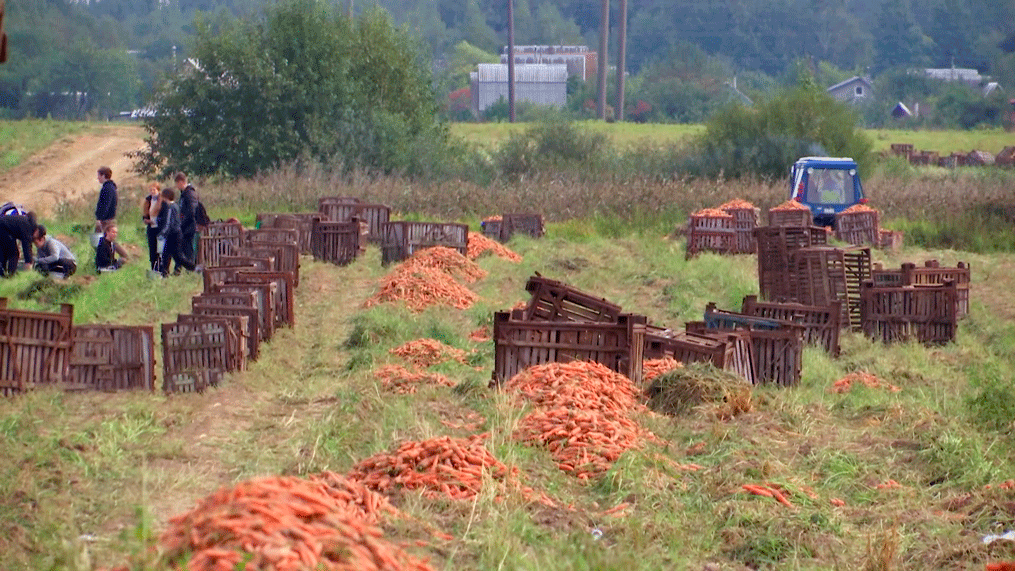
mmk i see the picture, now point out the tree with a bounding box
[136,1,449,178]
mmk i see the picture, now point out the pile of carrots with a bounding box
[505,361,645,412]
[349,434,514,500]
[390,338,467,368]
[468,326,490,342]
[842,203,877,214]
[158,473,433,571]
[718,198,757,211]
[830,372,900,393]
[402,246,487,283]
[374,365,456,394]
[642,357,683,383]
[506,361,657,480]
[691,208,733,218]
[514,407,650,480]
[365,264,478,312]
[770,199,811,211]
[466,231,523,262]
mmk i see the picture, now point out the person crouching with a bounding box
[33,225,77,277]
[95,224,129,272]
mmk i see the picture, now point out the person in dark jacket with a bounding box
[155,187,195,276]
[33,225,77,277]
[0,211,37,277]
[95,165,118,233]
[142,182,161,270]
[174,172,198,266]
[95,224,129,272]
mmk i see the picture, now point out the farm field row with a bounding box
[1,218,1014,570]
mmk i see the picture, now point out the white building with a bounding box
[470,63,568,116]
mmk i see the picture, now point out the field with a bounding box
[1,123,1015,571]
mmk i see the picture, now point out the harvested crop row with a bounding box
[642,357,683,383]
[467,231,523,262]
[374,364,457,394]
[390,338,467,368]
[770,199,811,211]
[718,198,757,211]
[505,361,645,412]
[830,372,900,393]
[364,264,478,312]
[349,434,515,500]
[158,474,430,571]
[513,407,655,480]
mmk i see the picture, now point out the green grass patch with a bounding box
[0,119,90,173]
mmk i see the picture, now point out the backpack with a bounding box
[194,200,211,226]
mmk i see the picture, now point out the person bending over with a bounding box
[0,211,37,277]
[33,225,77,277]
[95,224,129,272]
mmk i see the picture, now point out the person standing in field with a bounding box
[0,211,37,277]
[142,182,161,270]
[174,172,198,269]
[32,225,77,277]
[155,187,196,277]
[95,166,118,233]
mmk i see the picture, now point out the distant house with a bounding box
[924,67,982,86]
[500,45,596,81]
[827,76,873,103]
[470,63,568,116]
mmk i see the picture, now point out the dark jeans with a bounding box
[181,228,197,267]
[146,226,160,270]
[36,259,77,277]
[0,236,18,277]
[160,232,195,276]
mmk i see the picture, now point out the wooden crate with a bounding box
[644,326,755,384]
[687,321,803,386]
[843,248,873,331]
[499,213,545,241]
[69,325,156,391]
[754,226,829,301]
[768,208,812,227]
[318,198,391,243]
[903,261,970,318]
[721,206,759,254]
[685,213,734,259]
[238,243,299,287]
[741,295,841,356]
[220,255,275,272]
[492,311,644,386]
[523,275,623,323]
[233,271,296,328]
[481,218,502,241]
[311,219,361,266]
[193,291,269,342]
[0,300,73,396]
[198,221,244,267]
[176,315,246,372]
[379,221,469,265]
[192,303,261,360]
[244,229,300,286]
[878,229,904,252]
[162,320,233,393]
[834,210,879,246]
[212,282,278,332]
[255,212,321,254]
[790,246,849,326]
[860,280,958,345]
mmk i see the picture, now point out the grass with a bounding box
[867,127,1015,156]
[0,119,91,173]
[2,210,1015,570]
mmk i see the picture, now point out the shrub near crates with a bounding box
[685,208,734,259]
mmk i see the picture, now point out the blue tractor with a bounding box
[789,156,868,228]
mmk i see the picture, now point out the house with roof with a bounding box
[469,63,568,116]
[827,76,873,103]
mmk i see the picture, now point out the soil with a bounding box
[0,124,148,217]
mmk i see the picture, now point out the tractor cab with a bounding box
[789,157,867,228]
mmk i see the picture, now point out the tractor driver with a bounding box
[816,170,846,204]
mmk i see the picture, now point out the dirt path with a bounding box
[0,124,148,217]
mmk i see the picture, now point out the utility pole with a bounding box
[347,0,353,19]
[596,0,609,120]
[507,0,516,122]
[615,0,627,121]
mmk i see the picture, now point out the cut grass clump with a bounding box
[646,362,752,419]
[16,278,83,304]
